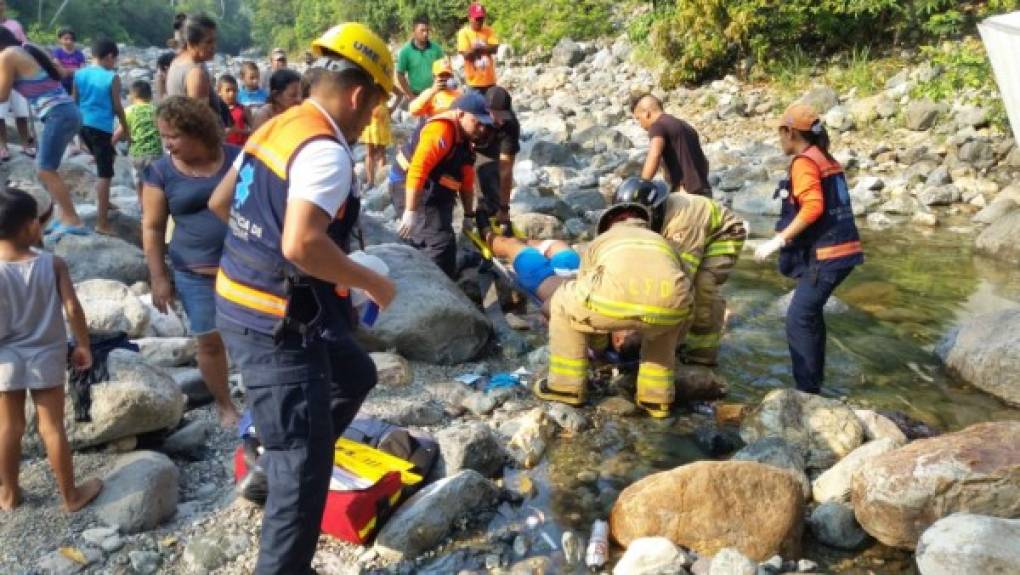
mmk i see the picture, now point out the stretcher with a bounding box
[463,226,546,309]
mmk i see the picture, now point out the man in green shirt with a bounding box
[396,15,445,98]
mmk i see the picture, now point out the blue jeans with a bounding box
[173,269,218,336]
[218,319,376,574]
[38,101,80,171]
[785,267,853,394]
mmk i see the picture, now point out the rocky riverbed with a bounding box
[2,34,1020,575]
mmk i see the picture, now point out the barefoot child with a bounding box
[0,188,102,512]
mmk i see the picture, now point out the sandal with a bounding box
[44,221,91,238]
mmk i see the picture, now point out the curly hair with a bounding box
[156,96,223,153]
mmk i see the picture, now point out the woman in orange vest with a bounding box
[755,104,863,394]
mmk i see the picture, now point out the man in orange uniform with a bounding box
[457,3,500,96]
[408,58,461,118]
[392,92,493,277]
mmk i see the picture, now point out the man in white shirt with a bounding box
[208,23,396,574]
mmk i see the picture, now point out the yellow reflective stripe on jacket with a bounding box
[637,365,674,385]
[680,251,702,269]
[686,331,722,350]
[705,239,744,258]
[708,201,723,231]
[598,239,680,265]
[586,294,688,326]
[549,355,587,377]
[215,269,287,317]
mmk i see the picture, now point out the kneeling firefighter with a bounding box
[210,23,396,574]
[391,92,493,278]
[538,200,693,418]
[611,178,746,366]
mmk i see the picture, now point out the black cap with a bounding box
[453,92,494,126]
[485,86,513,123]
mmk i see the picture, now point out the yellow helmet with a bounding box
[311,22,394,95]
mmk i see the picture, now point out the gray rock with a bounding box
[562,189,607,214]
[93,450,179,533]
[162,418,213,457]
[824,105,854,132]
[36,547,102,575]
[461,391,498,416]
[75,279,150,338]
[796,86,839,114]
[975,209,1020,264]
[731,182,781,216]
[511,212,565,239]
[925,166,952,186]
[550,38,585,67]
[139,294,187,338]
[371,352,412,387]
[918,184,961,206]
[613,536,691,575]
[81,526,118,546]
[879,194,919,215]
[853,409,907,446]
[905,100,941,131]
[740,389,864,470]
[955,105,989,128]
[797,558,819,572]
[544,402,588,433]
[510,194,574,222]
[52,233,148,285]
[128,551,162,575]
[808,501,870,550]
[972,196,1017,225]
[937,309,1020,406]
[520,113,569,145]
[361,244,490,364]
[813,438,899,503]
[916,513,1020,575]
[709,547,757,575]
[435,423,505,477]
[374,470,498,560]
[528,140,575,166]
[67,350,186,448]
[731,437,810,500]
[958,140,997,170]
[182,534,249,574]
[133,337,197,367]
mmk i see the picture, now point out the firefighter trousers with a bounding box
[684,254,737,366]
[546,287,686,416]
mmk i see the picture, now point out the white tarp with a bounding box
[979,11,1020,142]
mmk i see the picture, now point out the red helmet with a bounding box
[468,3,486,19]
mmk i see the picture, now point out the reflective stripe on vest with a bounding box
[216,269,286,317]
[680,251,701,269]
[817,240,862,260]
[438,175,462,191]
[549,354,587,378]
[585,294,688,326]
[705,238,744,258]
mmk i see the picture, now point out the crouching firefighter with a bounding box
[391,91,493,278]
[610,178,746,366]
[208,23,396,575]
[538,201,694,418]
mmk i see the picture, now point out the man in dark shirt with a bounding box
[476,86,520,233]
[631,94,711,197]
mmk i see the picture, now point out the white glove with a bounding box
[398,210,420,239]
[754,235,786,263]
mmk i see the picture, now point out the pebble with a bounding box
[797,558,819,572]
[81,526,118,546]
[129,550,163,575]
[100,534,124,553]
[597,396,638,416]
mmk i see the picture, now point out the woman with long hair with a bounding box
[166,14,217,108]
[251,68,301,129]
[0,27,86,236]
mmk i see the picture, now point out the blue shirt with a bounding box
[237,87,268,107]
[74,65,116,132]
[144,144,241,271]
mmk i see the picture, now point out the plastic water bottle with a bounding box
[585,520,608,568]
[346,251,389,327]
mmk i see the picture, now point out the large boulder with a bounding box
[796,86,839,114]
[915,513,1020,575]
[550,37,585,67]
[67,350,186,448]
[434,423,505,478]
[905,100,941,131]
[361,244,490,364]
[76,279,150,338]
[53,234,148,285]
[812,438,899,503]
[740,389,864,470]
[609,461,804,561]
[937,309,1020,406]
[511,212,565,239]
[975,209,1020,264]
[93,451,179,533]
[374,470,498,560]
[731,437,810,500]
[852,421,1020,549]
[133,337,197,368]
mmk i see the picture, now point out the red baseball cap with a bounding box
[468,3,486,19]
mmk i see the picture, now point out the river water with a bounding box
[419,220,1020,574]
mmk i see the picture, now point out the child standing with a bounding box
[73,39,129,236]
[237,62,268,108]
[361,100,393,187]
[0,188,103,512]
[51,28,85,96]
[114,81,163,206]
[217,75,250,146]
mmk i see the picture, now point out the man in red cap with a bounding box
[457,3,500,96]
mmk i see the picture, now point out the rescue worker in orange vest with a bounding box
[457,2,500,96]
[207,23,396,574]
[609,178,747,366]
[538,201,693,418]
[408,58,461,119]
[392,92,493,277]
[754,104,863,394]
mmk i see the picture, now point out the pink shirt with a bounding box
[2,19,26,44]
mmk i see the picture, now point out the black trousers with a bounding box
[390,182,457,278]
[219,320,376,575]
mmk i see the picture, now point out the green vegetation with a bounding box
[7,0,251,54]
[911,37,1010,130]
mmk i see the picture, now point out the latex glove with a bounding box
[754,234,786,263]
[461,214,475,234]
[398,210,420,239]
